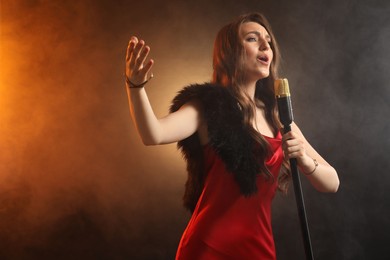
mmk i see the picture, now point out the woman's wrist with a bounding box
[125,74,153,89]
[299,155,318,176]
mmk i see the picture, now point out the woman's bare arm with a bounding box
[125,36,202,145]
[127,87,202,145]
[282,122,340,193]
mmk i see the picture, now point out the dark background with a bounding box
[1,0,389,259]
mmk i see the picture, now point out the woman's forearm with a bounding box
[284,123,340,193]
[299,159,339,193]
[127,87,163,145]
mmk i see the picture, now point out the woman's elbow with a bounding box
[319,169,340,193]
[331,177,340,193]
[329,168,340,193]
[316,181,339,193]
[140,133,162,146]
[328,179,340,193]
[141,137,160,146]
[143,140,157,146]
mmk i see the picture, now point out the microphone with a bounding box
[274,78,314,260]
[274,78,293,131]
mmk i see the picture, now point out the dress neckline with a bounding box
[202,131,281,148]
[261,131,282,140]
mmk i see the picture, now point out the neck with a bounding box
[241,80,257,101]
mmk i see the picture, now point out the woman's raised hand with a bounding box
[125,36,154,88]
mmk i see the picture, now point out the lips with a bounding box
[257,54,269,64]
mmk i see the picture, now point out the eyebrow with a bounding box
[244,31,271,41]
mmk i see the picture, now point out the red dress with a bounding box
[175,133,284,260]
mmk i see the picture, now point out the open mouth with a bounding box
[257,55,269,63]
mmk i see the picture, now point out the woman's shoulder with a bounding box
[170,83,232,113]
[174,82,228,97]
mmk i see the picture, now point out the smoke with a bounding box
[0,0,212,258]
[1,0,103,257]
[0,0,144,258]
[1,0,389,259]
[270,1,390,259]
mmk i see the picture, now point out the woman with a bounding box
[125,12,339,260]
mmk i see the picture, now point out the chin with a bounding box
[257,72,270,79]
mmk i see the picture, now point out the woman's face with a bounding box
[239,22,273,82]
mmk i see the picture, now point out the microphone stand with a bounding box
[283,125,314,260]
[275,79,314,260]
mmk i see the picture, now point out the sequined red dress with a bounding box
[175,132,284,260]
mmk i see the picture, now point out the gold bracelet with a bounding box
[303,158,318,176]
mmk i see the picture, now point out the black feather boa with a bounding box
[170,83,262,212]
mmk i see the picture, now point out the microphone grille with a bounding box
[274,78,290,97]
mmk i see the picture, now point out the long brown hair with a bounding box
[212,12,290,191]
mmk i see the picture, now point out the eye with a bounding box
[246,37,258,42]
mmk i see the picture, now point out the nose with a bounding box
[259,38,270,51]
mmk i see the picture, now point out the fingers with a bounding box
[129,39,144,68]
[282,131,305,159]
[136,45,150,69]
[125,36,154,82]
[140,59,154,77]
[126,36,138,62]
[281,131,294,142]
